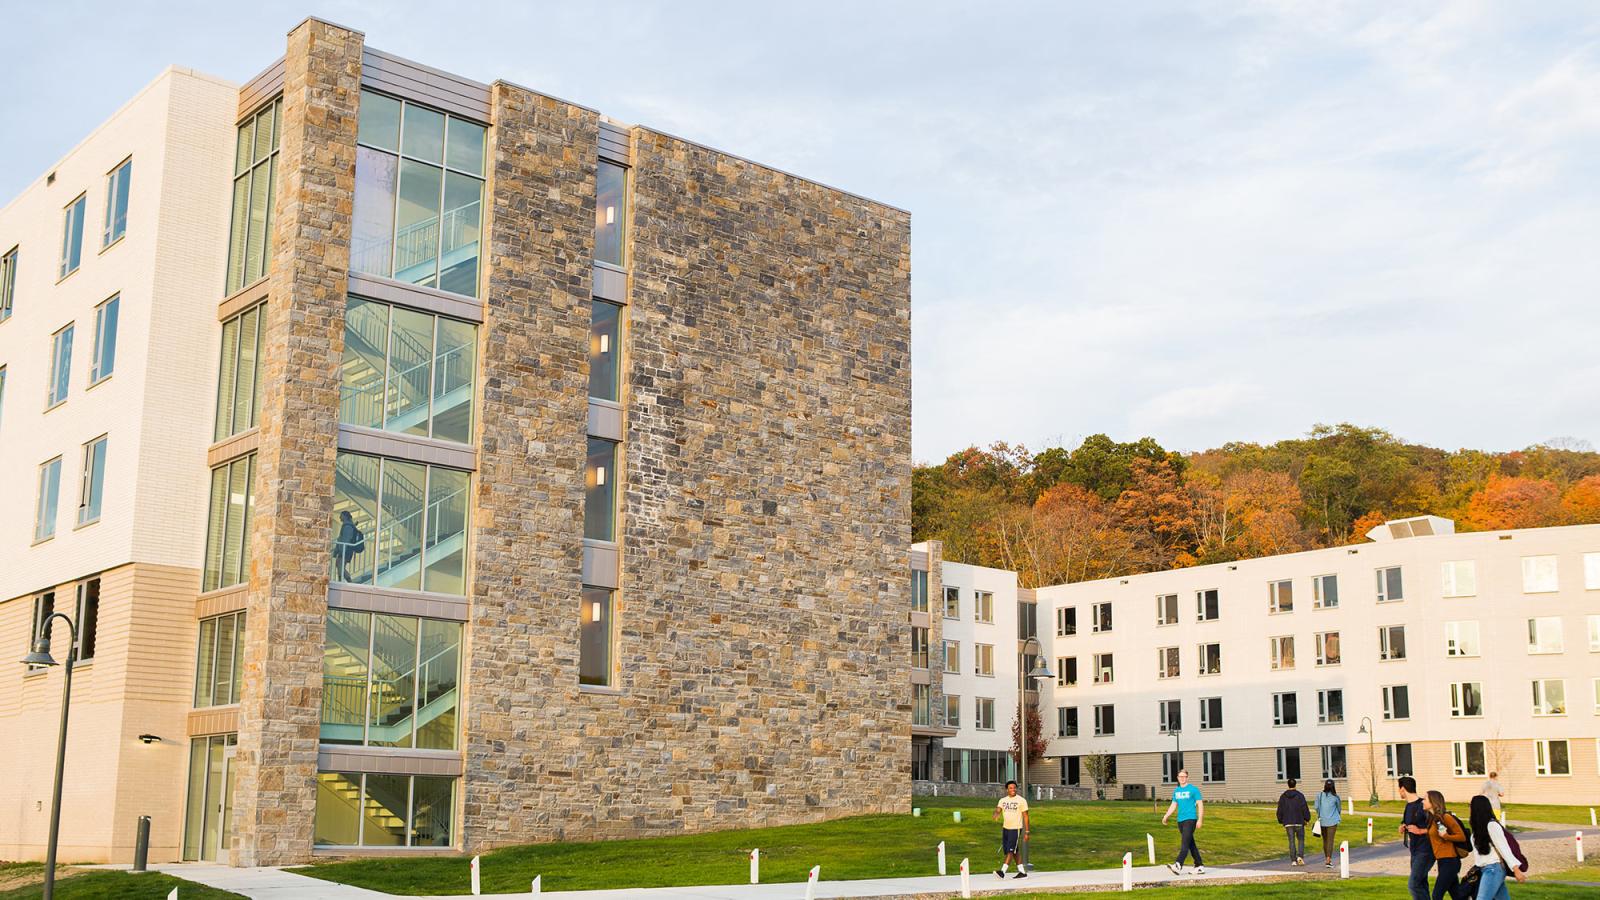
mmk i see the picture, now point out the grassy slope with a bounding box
[0,870,246,899]
[1009,876,1594,899]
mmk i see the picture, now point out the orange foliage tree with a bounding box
[1460,475,1563,530]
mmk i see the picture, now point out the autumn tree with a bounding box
[1114,458,1196,569]
[1009,703,1047,769]
[1461,475,1563,530]
[1561,474,1600,524]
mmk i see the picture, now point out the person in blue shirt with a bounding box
[1161,769,1205,875]
[1314,779,1343,868]
[1398,776,1434,900]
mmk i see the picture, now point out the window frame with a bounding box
[1093,651,1114,684]
[943,639,960,674]
[1093,703,1115,736]
[1312,573,1339,609]
[1527,616,1564,654]
[1270,634,1295,670]
[910,625,929,670]
[1156,593,1178,626]
[1534,739,1570,777]
[0,245,17,321]
[1376,566,1403,603]
[1521,555,1559,594]
[1321,744,1347,780]
[47,322,74,409]
[1273,691,1298,726]
[1195,588,1220,622]
[1055,605,1076,636]
[1091,601,1113,633]
[1315,630,1341,667]
[1158,698,1181,734]
[1197,641,1221,676]
[1441,560,1477,598]
[1445,620,1481,658]
[1450,681,1484,718]
[974,642,995,677]
[76,434,108,527]
[1057,704,1078,738]
[1275,747,1301,782]
[1199,696,1223,731]
[1202,749,1226,783]
[1386,743,1414,778]
[1381,684,1410,721]
[1156,646,1180,680]
[1452,740,1487,777]
[1268,579,1294,614]
[35,456,63,543]
[944,694,960,728]
[1056,655,1077,687]
[1531,679,1566,717]
[88,294,119,385]
[103,157,132,248]
[974,590,994,623]
[59,193,86,280]
[943,586,960,619]
[1317,688,1344,724]
[1378,624,1406,661]
[975,697,996,731]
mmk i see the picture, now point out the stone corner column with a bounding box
[231,17,363,867]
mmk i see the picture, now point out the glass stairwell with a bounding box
[320,612,458,748]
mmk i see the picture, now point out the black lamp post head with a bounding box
[21,637,58,668]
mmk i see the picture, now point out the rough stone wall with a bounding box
[926,541,946,780]
[231,18,360,866]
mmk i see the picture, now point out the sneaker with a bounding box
[1325,860,1333,869]
[1196,866,1206,875]
[1014,871,1028,879]
[1168,863,1182,875]
[994,869,1005,878]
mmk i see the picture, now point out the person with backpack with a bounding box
[1468,794,1526,899]
[1313,779,1343,869]
[334,509,367,582]
[1423,791,1468,900]
[1276,778,1311,866]
[1399,776,1434,900]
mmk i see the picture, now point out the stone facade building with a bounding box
[0,17,911,865]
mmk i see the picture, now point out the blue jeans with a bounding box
[1175,819,1203,867]
[1476,862,1510,900]
[1409,850,1434,900]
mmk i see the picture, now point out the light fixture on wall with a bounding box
[138,734,162,745]
[595,465,606,486]
[605,206,616,225]
[591,600,603,621]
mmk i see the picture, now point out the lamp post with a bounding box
[20,612,79,900]
[1358,717,1378,806]
[1017,636,1052,871]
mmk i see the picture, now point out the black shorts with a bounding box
[1001,828,1021,854]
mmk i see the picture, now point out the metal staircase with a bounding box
[321,612,459,747]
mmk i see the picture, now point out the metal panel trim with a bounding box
[347,272,484,323]
[336,426,478,471]
[328,583,469,622]
[592,265,628,304]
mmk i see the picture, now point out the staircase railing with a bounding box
[339,343,471,431]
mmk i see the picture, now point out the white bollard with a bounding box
[1147,833,1156,864]
[1367,818,1374,845]
[804,864,820,900]
[531,875,541,896]
[913,807,922,817]
[168,890,178,900]
[1590,808,1596,827]
[1340,841,1350,879]
[960,858,971,898]
[1347,797,1354,815]
[750,848,759,884]
[1577,831,1585,863]
[1122,851,1133,891]
[938,841,947,875]
[471,855,481,895]
[954,810,962,823]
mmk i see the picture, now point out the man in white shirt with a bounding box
[992,780,1031,879]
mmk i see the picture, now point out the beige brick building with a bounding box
[0,17,911,865]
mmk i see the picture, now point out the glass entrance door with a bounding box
[182,733,237,861]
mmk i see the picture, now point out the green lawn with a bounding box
[0,870,246,899]
[1355,800,1598,826]
[1009,876,1595,899]
[299,795,1398,895]
[1533,852,1600,882]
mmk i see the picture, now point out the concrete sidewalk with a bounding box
[151,861,1289,899]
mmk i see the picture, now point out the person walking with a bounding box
[1424,790,1469,900]
[1469,794,1526,900]
[333,510,366,582]
[1161,769,1205,875]
[1480,772,1507,821]
[991,780,1030,879]
[1314,779,1343,869]
[1276,778,1311,866]
[1399,776,1434,900]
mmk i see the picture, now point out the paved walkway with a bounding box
[151,861,1288,899]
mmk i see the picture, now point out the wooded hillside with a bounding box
[913,424,1600,588]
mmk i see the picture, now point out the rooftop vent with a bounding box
[1366,515,1455,542]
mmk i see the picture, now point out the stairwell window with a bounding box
[590,299,622,402]
[341,297,477,444]
[321,608,461,750]
[89,295,118,384]
[580,586,616,688]
[331,452,471,595]
[352,91,486,298]
[201,454,255,592]
[103,158,132,247]
[59,194,85,279]
[214,303,264,440]
[911,626,930,669]
[586,438,619,542]
[225,99,281,294]
[314,771,455,848]
[194,611,245,707]
[595,160,627,267]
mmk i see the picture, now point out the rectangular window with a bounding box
[201,454,255,592]
[1386,743,1414,777]
[213,303,264,441]
[975,643,994,677]
[1156,646,1180,679]
[1268,579,1294,613]
[77,435,108,526]
[1315,631,1341,666]
[943,586,960,619]
[1313,574,1339,609]
[0,246,16,321]
[1589,615,1600,652]
[59,194,85,279]
[1535,739,1571,776]
[1382,684,1410,721]
[1195,588,1220,622]
[944,695,960,728]
[1376,566,1404,602]
[1158,699,1181,734]
[352,91,485,298]
[35,456,62,542]
[913,683,931,727]
[580,586,613,686]
[1587,552,1600,590]
[28,592,55,669]
[1453,741,1486,777]
[1057,656,1078,687]
[911,626,929,669]
[314,772,455,847]
[1276,747,1301,782]
[1094,703,1115,736]
[1058,705,1078,737]
[974,590,994,623]
[1197,642,1221,675]
[585,438,618,542]
[1055,605,1076,635]
[72,579,99,663]
[1321,745,1347,779]
[1446,621,1481,657]
[340,297,478,445]
[590,299,622,402]
[595,160,628,267]
[910,569,928,612]
[1594,679,1600,713]
[0,365,6,431]
[88,295,119,383]
[1527,617,1564,654]
[1161,751,1184,784]
[320,609,461,750]
[331,452,471,595]
[1018,600,1038,640]
[975,698,995,731]
[1318,688,1344,724]
[1274,691,1299,726]
[226,99,281,294]
[1379,625,1407,661]
[1091,601,1112,633]
[1199,696,1223,731]
[1202,750,1226,783]
[193,611,246,706]
[1156,593,1178,626]
[1093,652,1114,684]
[1442,560,1476,597]
[944,640,960,674]
[1450,682,1484,718]
[1522,555,1559,593]
[103,158,132,246]
[47,323,73,407]
[1531,679,1566,716]
[1270,635,1295,670]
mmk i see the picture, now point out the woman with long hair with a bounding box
[1314,779,1342,868]
[1425,791,1467,900]
[1469,794,1525,899]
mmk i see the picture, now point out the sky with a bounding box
[4,1,1598,463]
